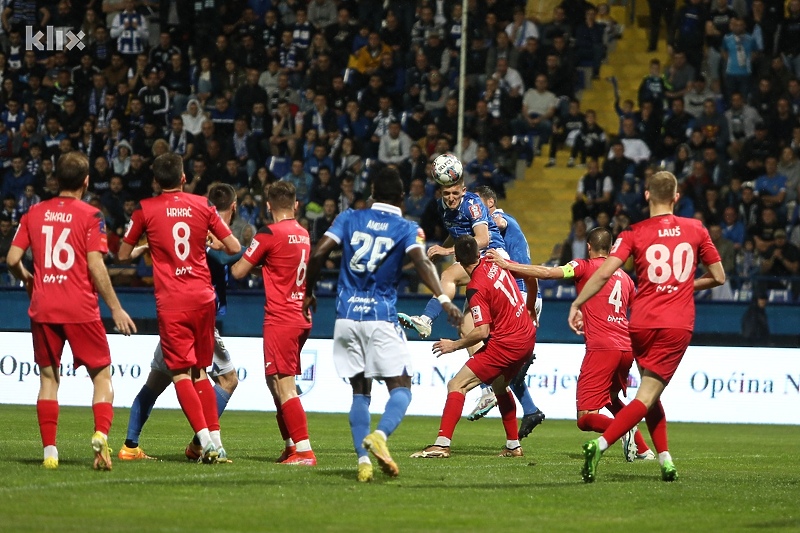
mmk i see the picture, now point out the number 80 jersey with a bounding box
[324,203,425,322]
[123,192,233,311]
[610,214,721,332]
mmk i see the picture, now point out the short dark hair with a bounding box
[152,152,184,189]
[56,152,89,191]
[474,185,497,205]
[208,183,236,212]
[267,181,297,210]
[454,235,479,266]
[587,226,613,253]
[372,166,405,205]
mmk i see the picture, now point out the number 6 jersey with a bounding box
[122,192,232,311]
[12,197,108,323]
[610,214,721,332]
[324,203,425,322]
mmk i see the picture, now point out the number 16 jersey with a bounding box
[324,203,425,322]
[123,192,233,312]
[610,214,720,332]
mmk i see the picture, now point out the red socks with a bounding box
[645,400,669,453]
[37,399,59,447]
[174,378,207,433]
[281,397,309,443]
[438,391,465,440]
[92,402,113,435]
[634,430,651,453]
[496,390,519,441]
[601,399,649,446]
[194,379,220,432]
[577,413,612,433]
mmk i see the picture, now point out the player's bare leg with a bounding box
[362,375,411,478]
[172,368,217,464]
[88,365,114,471]
[399,262,468,339]
[267,373,315,466]
[411,365,483,458]
[37,365,61,469]
[491,376,524,457]
[459,310,497,421]
[120,370,170,461]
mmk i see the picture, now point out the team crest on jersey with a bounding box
[246,238,260,256]
[610,237,622,254]
[296,348,317,396]
[468,203,482,219]
[471,305,483,323]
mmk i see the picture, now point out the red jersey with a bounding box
[122,192,232,312]
[12,197,108,323]
[569,257,635,351]
[610,214,720,331]
[242,219,311,329]
[467,258,535,350]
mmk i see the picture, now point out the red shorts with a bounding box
[630,328,693,383]
[466,336,536,385]
[31,320,111,370]
[263,325,311,376]
[157,303,216,371]
[576,349,634,411]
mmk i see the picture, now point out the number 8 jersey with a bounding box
[123,192,233,311]
[324,203,425,322]
[12,197,108,323]
[610,214,721,332]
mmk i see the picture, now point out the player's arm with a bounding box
[6,245,33,296]
[408,246,462,327]
[87,251,137,335]
[694,261,726,291]
[218,234,241,255]
[116,242,148,263]
[472,222,490,250]
[427,234,455,260]
[303,235,339,319]
[568,256,624,333]
[433,323,490,356]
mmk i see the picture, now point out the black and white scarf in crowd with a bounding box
[169,130,187,156]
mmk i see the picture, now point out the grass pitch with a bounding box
[0,405,798,532]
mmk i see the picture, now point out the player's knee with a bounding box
[217,371,238,394]
[576,414,592,431]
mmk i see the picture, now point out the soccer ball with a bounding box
[431,153,463,187]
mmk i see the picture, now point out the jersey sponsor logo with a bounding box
[471,305,483,323]
[44,210,72,223]
[468,202,482,219]
[175,266,193,276]
[610,237,622,254]
[296,349,317,396]
[568,260,579,269]
[42,273,68,284]
[166,207,192,217]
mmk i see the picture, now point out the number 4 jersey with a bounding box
[123,192,233,312]
[242,219,311,328]
[12,197,109,323]
[610,214,721,332]
[324,203,425,322]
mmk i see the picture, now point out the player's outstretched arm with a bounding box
[694,261,726,291]
[230,256,255,280]
[487,249,566,280]
[218,234,242,255]
[303,235,338,320]
[433,324,490,356]
[87,251,137,336]
[409,247,463,327]
[6,245,33,297]
[427,235,455,260]
[568,256,623,333]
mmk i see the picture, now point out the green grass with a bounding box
[0,405,798,532]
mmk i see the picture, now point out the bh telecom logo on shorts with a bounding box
[25,26,85,52]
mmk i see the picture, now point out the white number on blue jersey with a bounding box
[348,231,395,273]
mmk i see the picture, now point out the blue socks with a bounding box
[124,385,159,448]
[377,387,412,438]
[510,380,538,416]
[349,394,371,458]
[422,297,443,322]
[214,384,231,418]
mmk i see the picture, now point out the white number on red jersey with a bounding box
[493,269,519,306]
[172,222,191,261]
[42,225,75,270]
[349,231,394,273]
[644,242,694,284]
[296,247,307,286]
[608,279,623,313]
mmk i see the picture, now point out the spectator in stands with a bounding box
[779,0,800,78]
[546,99,585,167]
[722,205,746,248]
[404,178,430,224]
[519,74,558,160]
[559,218,589,265]
[378,119,412,165]
[486,31,519,79]
[752,206,782,252]
[755,155,788,219]
[705,0,737,85]
[110,0,149,65]
[336,172,361,212]
[638,59,667,113]
[1,155,33,201]
[575,7,605,79]
[614,117,652,166]
[662,98,695,156]
[506,7,538,48]
[669,0,708,71]
[572,158,613,222]
[281,158,314,214]
[722,18,757,101]
[750,78,776,120]
[684,76,718,118]
[465,144,499,194]
[695,98,730,153]
[303,93,338,146]
[725,92,761,158]
[759,229,800,300]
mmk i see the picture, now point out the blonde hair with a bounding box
[648,171,678,203]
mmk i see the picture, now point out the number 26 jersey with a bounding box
[123,192,232,312]
[610,214,721,332]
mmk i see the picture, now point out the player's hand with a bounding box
[206,232,224,251]
[112,308,137,336]
[442,301,463,328]
[485,248,509,269]
[432,338,459,357]
[427,245,452,260]
[302,294,316,321]
[568,305,584,335]
[21,270,33,299]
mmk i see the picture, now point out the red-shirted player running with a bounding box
[411,235,537,459]
[230,181,317,466]
[488,227,655,462]
[569,171,725,482]
[6,152,137,471]
[119,153,241,464]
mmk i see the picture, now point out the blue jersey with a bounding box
[325,203,425,322]
[494,209,531,293]
[437,192,505,251]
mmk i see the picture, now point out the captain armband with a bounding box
[559,264,575,279]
